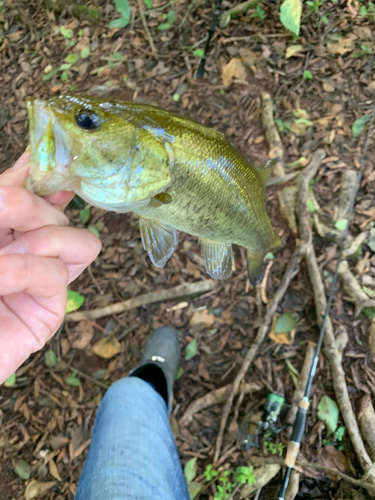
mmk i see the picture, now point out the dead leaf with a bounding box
[221,58,246,88]
[319,446,348,479]
[323,82,335,92]
[25,481,56,500]
[72,320,94,350]
[353,26,373,41]
[269,315,296,345]
[190,310,215,328]
[48,460,61,481]
[93,334,121,359]
[369,318,375,355]
[327,38,354,55]
[239,48,262,66]
[285,44,303,59]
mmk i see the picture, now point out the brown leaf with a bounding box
[48,460,61,481]
[25,481,56,500]
[72,320,94,350]
[327,38,354,55]
[93,334,121,359]
[269,315,296,345]
[221,58,246,88]
[323,82,335,92]
[238,48,262,67]
[190,310,215,328]
[319,446,348,479]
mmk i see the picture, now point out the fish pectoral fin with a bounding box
[200,240,233,280]
[257,158,277,187]
[139,217,178,268]
[247,251,265,286]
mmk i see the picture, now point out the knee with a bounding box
[102,376,154,405]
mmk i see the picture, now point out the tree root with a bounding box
[338,260,371,315]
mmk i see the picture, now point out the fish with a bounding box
[25,94,281,284]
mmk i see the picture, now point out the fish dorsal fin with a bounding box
[257,158,277,187]
[139,217,178,268]
[200,240,233,279]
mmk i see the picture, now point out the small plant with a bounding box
[276,119,292,133]
[360,1,375,18]
[323,425,346,450]
[252,4,266,20]
[361,43,372,55]
[203,464,256,500]
[303,70,313,80]
[158,10,176,30]
[306,0,326,14]
[265,440,285,456]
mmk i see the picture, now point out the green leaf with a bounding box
[59,63,72,70]
[88,225,100,237]
[65,374,81,386]
[80,207,91,224]
[308,199,316,213]
[317,395,339,435]
[275,312,297,333]
[335,426,345,441]
[42,69,58,81]
[363,307,375,320]
[65,53,79,64]
[184,457,197,483]
[60,26,73,38]
[167,10,176,23]
[363,287,375,298]
[80,46,90,59]
[115,0,130,15]
[61,71,69,81]
[280,0,302,37]
[193,49,204,57]
[14,460,30,480]
[360,5,368,16]
[185,339,197,360]
[4,372,16,387]
[203,464,218,481]
[78,28,84,36]
[66,290,85,313]
[303,70,313,80]
[285,359,299,388]
[175,366,184,380]
[158,22,171,30]
[334,219,348,231]
[44,350,57,368]
[352,114,372,137]
[265,252,274,260]
[188,481,201,500]
[144,0,152,7]
[108,16,129,28]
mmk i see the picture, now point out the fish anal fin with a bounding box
[257,158,277,187]
[200,240,233,280]
[247,252,265,286]
[139,217,178,268]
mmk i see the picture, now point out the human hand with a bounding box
[0,153,101,384]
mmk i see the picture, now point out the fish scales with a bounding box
[25,94,281,283]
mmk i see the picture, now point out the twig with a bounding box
[178,0,197,29]
[87,264,104,295]
[261,92,285,177]
[60,362,109,390]
[136,0,156,53]
[298,149,375,481]
[266,172,298,187]
[179,382,262,425]
[260,260,273,304]
[338,260,370,315]
[66,280,216,321]
[214,249,301,462]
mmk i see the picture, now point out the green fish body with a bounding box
[25,95,281,283]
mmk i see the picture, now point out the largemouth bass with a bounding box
[25,94,281,284]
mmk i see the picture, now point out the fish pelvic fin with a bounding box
[200,240,233,280]
[139,217,179,268]
[246,231,282,285]
[257,158,277,187]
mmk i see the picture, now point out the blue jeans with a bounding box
[75,377,190,500]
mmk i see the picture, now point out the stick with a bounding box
[213,249,301,462]
[136,0,156,53]
[261,92,285,177]
[179,382,262,425]
[298,149,375,482]
[66,280,216,321]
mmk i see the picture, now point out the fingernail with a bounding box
[0,241,26,256]
[12,153,30,171]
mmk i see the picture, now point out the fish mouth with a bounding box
[26,97,80,196]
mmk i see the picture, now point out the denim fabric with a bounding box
[75,377,190,500]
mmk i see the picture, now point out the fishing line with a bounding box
[277,101,375,500]
[197,0,223,79]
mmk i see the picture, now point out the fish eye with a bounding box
[75,110,101,131]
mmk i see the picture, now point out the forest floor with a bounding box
[1,0,375,499]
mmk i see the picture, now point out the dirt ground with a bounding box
[1,0,375,499]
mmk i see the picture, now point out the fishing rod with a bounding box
[197,0,223,79]
[277,102,375,500]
